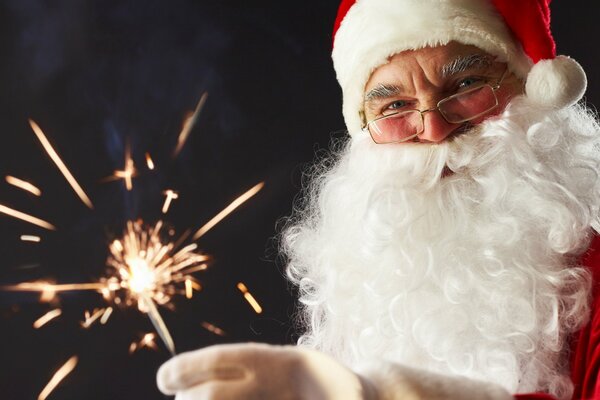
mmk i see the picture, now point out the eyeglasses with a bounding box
[362,68,508,144]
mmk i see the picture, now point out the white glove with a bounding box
[156,343,377,400]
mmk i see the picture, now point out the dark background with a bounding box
[0,1,597,399]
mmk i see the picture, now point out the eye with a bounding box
[383,99,413,114]
[457,76,484,91]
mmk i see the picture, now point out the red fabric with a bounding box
[491,0,556,62]
[514,235,600,400]
[332,0,557,62]
[570,235,600,399]
[332,0,356,46]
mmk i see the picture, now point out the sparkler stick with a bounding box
[140,294,176,356]
[28,119,94,209]
[0,203,56,230]
[173,92,208,158]
[38,356,78,400]
[6,175,42,196]
[193,182,265,240]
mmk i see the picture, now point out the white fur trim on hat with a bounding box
[525,55,587,109]
[332,0,533,135]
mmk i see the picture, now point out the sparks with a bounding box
[100,307,113,325]
[33,309,62,329]
[6,175,42,196]
[38,356,78,400]
[237,282,263,314]
[21,235,42,242]
[0,203,56,231]
[145,152,155,170]
[1,282,109,292]
[112,147,136,191]
[104,220,209,354]
[162,190,179,214]
[201,321,227,336]
[173,92,208,158]
[193,182,265,240]
[80,308,106,329]
[28,119,94,209]
[129,332,158,354]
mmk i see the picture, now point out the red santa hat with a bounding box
[332,0,587,135]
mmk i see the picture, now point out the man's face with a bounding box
[363,42,523,143]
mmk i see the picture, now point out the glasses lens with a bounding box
[368,111,422,144]
[439,85,498,123]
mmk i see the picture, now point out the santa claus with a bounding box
[157,1,600,399]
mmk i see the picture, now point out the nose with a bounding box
[417,109,460,143]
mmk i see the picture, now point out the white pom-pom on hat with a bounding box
[526,55,587,109]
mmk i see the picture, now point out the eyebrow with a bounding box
[364,84,403,103]
[363,53,495,107]
[440,53,494,78]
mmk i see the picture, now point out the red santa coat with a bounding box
[516,236,600,399]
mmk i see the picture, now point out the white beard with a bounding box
[282,97,600,399]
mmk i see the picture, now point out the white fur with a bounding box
[282,98,600,399]
[358,362,513,400]
[526,56,587,109]
[332,0,532,134]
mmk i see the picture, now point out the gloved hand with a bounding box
[156,342,377,400]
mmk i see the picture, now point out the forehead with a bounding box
[365,42,493,91]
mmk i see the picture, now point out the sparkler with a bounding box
[3,94,267,398]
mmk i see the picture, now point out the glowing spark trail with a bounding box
[129,333,157,354]
[145,152,155,170]
[33,309,62,329]
[81,308,106,329]
[173,92,208,158]
[193,182,265,240]
[162,190,179,214]
[38,356,78,400]
[6,176,42,196]
[100,307,113,325]
[1,282,108,292]
[201,321,227,336]
[0,204,56,231]
[28,119,94,209]
[237,282,263,314]
[21,235,41,242]
[113,147,136,191]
